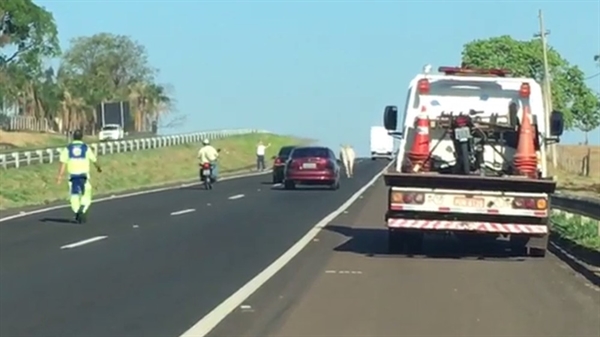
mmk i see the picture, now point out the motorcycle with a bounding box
[200,162,213,190]
[449,110,485,175]
[199,148,222,190]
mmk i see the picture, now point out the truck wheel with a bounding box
[405,232,424,255]
[371,157,376,161]
[388,230,404,253]
[528,247,546,258]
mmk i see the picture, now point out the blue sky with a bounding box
[39,0,600,154]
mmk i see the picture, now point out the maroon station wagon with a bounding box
[283,146,341,190]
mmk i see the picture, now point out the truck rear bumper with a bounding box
[387,218,548,235]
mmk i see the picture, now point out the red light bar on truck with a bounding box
[439,66,512,77]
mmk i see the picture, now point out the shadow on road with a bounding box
[325,224,527,261]
[39,217,76,225]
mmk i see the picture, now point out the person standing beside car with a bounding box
[256,140,271,171]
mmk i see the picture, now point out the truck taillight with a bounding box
[513,197,547,210]
[390,191,425,205]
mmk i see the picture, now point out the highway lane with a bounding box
[209,178,600,337]
[0,159,388,337]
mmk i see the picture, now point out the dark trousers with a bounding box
[256,155,265,171]
[70,176,88,195]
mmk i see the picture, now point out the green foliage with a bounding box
[0,0,60,69]
[0,2,176,134]
[461,36,597,130]
[551,212,600,251]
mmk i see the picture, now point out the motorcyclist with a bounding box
[197,139,220,181]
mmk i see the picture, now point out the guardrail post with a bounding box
[0,154,6,169]
[36,150,43,164]
[25,151,32,165]
[12,152,19,168]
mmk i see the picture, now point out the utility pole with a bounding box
[534,9,557,169]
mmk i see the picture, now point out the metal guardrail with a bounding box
[1,129,268,169]
[552,193,600,221]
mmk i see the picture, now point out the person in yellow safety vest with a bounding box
[56,130,102,223]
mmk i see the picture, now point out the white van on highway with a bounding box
[370,126,394,160]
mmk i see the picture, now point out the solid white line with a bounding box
[0,170,272,223]
[228,194,245,200]
[178,161,394,337]
[170,208,196,216]
[60,236,108,250]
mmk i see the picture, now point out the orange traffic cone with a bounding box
[513,105,537,178]
[408,105,430,172]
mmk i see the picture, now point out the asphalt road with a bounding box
[209,178,600,337]
[0,158,387,337]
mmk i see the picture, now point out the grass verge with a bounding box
[0,133,305,210]
[551,212,600,251]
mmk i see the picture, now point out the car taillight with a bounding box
[288,159,301,169]
[513,198,547,210]
[274,158,282,165]
[325,160,335,170]
[390,192,425,205]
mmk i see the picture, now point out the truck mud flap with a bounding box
[384,173,556,194]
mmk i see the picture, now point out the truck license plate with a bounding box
[302,163,317,169]
[202,169,211,176]
[454,127,471,141]
[453,197,484,208]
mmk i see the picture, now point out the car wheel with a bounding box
[284,180,295,190]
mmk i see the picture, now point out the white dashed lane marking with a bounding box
[228,194,245,200]
[60,236,108,250]
[170,209,196,216]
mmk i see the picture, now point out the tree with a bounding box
[0,0,60,69]
[572,91,600,145]
[461,36,591,128]
[60,33,156,104]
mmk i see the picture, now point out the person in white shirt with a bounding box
[256,140,271,171]
[198,139,220,180]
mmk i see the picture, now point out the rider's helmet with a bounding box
[203,139,210,145]
[72,129,84,141]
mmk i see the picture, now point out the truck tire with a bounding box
[510,235,547,258]
[388,230,404,253]
[405,232,424,255]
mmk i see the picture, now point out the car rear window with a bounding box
[102,125,119,131]
[278,146,296,157]
[291,147,330,158]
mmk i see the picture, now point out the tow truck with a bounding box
[382,66,565,257]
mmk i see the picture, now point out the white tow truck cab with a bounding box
[98,124,125,141]
[370,126,395,160]
[382,66,565,257]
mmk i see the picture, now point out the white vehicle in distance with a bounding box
[370,125,394,160]
[98,124,125,141]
